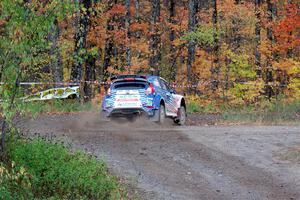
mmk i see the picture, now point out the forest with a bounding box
[0,0,299,106]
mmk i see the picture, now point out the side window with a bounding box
[159,79,168,90]
[163,80,171,91]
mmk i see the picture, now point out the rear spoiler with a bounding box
[111,75,148,82]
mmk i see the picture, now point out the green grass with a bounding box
[0,138,126,200]
[281,146,300,164]
[21,97,300,124]
[186,97,300,124]
[187,100,219,114]
[221,100,300,123]
[21,99,94,116]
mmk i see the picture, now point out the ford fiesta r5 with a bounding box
[101,75,187,125]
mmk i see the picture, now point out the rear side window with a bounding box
[113,81,148,90]
[152,79,161,88]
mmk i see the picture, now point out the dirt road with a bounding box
[22,113,300,200]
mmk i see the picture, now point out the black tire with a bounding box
[174,106,186,125]
[153,104,165,124]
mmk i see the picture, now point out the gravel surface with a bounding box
[21,113,300,200]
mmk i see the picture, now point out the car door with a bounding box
[159,78,176,116]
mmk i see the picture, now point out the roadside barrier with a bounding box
[0,81,108,86]
[0,79,288,102]
[0,80,281,88]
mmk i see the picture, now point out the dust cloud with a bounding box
[71,112,175,132]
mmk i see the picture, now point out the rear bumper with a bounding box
[103,107,155,118]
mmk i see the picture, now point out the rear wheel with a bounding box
[100,111,110,122]
[159,104,166,124]
[174,106,186,125]
[153,104,165,124]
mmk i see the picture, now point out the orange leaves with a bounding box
[273,2,300,54]
[108,4,125,16]
[0,19,6,34]
[130,22,149,32]
[0,19,5,26]
[273,59,297,72]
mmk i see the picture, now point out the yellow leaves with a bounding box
[273,59,300,76]
[287,61,300,76]
[0,162,32,189]
[0,166,5,176]
[229,80,264,104]
[260,39,274,59]
[172,38,185,47]
[131,57,148,70]
[287,78,300,99]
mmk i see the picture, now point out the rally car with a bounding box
[101,75,187,125]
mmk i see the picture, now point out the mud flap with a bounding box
[100,111,111,122]
[150,109,159,122]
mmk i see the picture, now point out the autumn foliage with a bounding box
[0,0,299,105]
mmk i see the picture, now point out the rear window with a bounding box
[113,81,148,90]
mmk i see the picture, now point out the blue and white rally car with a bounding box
[101,75,187,125]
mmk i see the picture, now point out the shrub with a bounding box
[0,162,34,200]
[1,139,122,200]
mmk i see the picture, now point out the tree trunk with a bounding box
[169,0,177,81]
[255,0,262,77]
[103,0,116,81]
[1,66,21,152]
[286,0,293,58]
[84,55,95,98]
[187,0,199,93]
[49,19,63,86]
[232,0,241,52]
[149,0,161,75]
[103,40,113,78]
[134,0,140,23]
[125,0,131,69]
[210,0,220,91]
[265,0,276,99]
[71,0,92,82]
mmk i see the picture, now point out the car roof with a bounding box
[147,75,167,82]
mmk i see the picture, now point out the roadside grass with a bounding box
[281,146,300,164]
[20,95,300,124]
[21,99,95,116]
[187,100,219,114]
[221,100,300,124]
[186,96,300,124]
[0,137,129,200]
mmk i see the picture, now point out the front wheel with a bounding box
[174,106,186,125]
